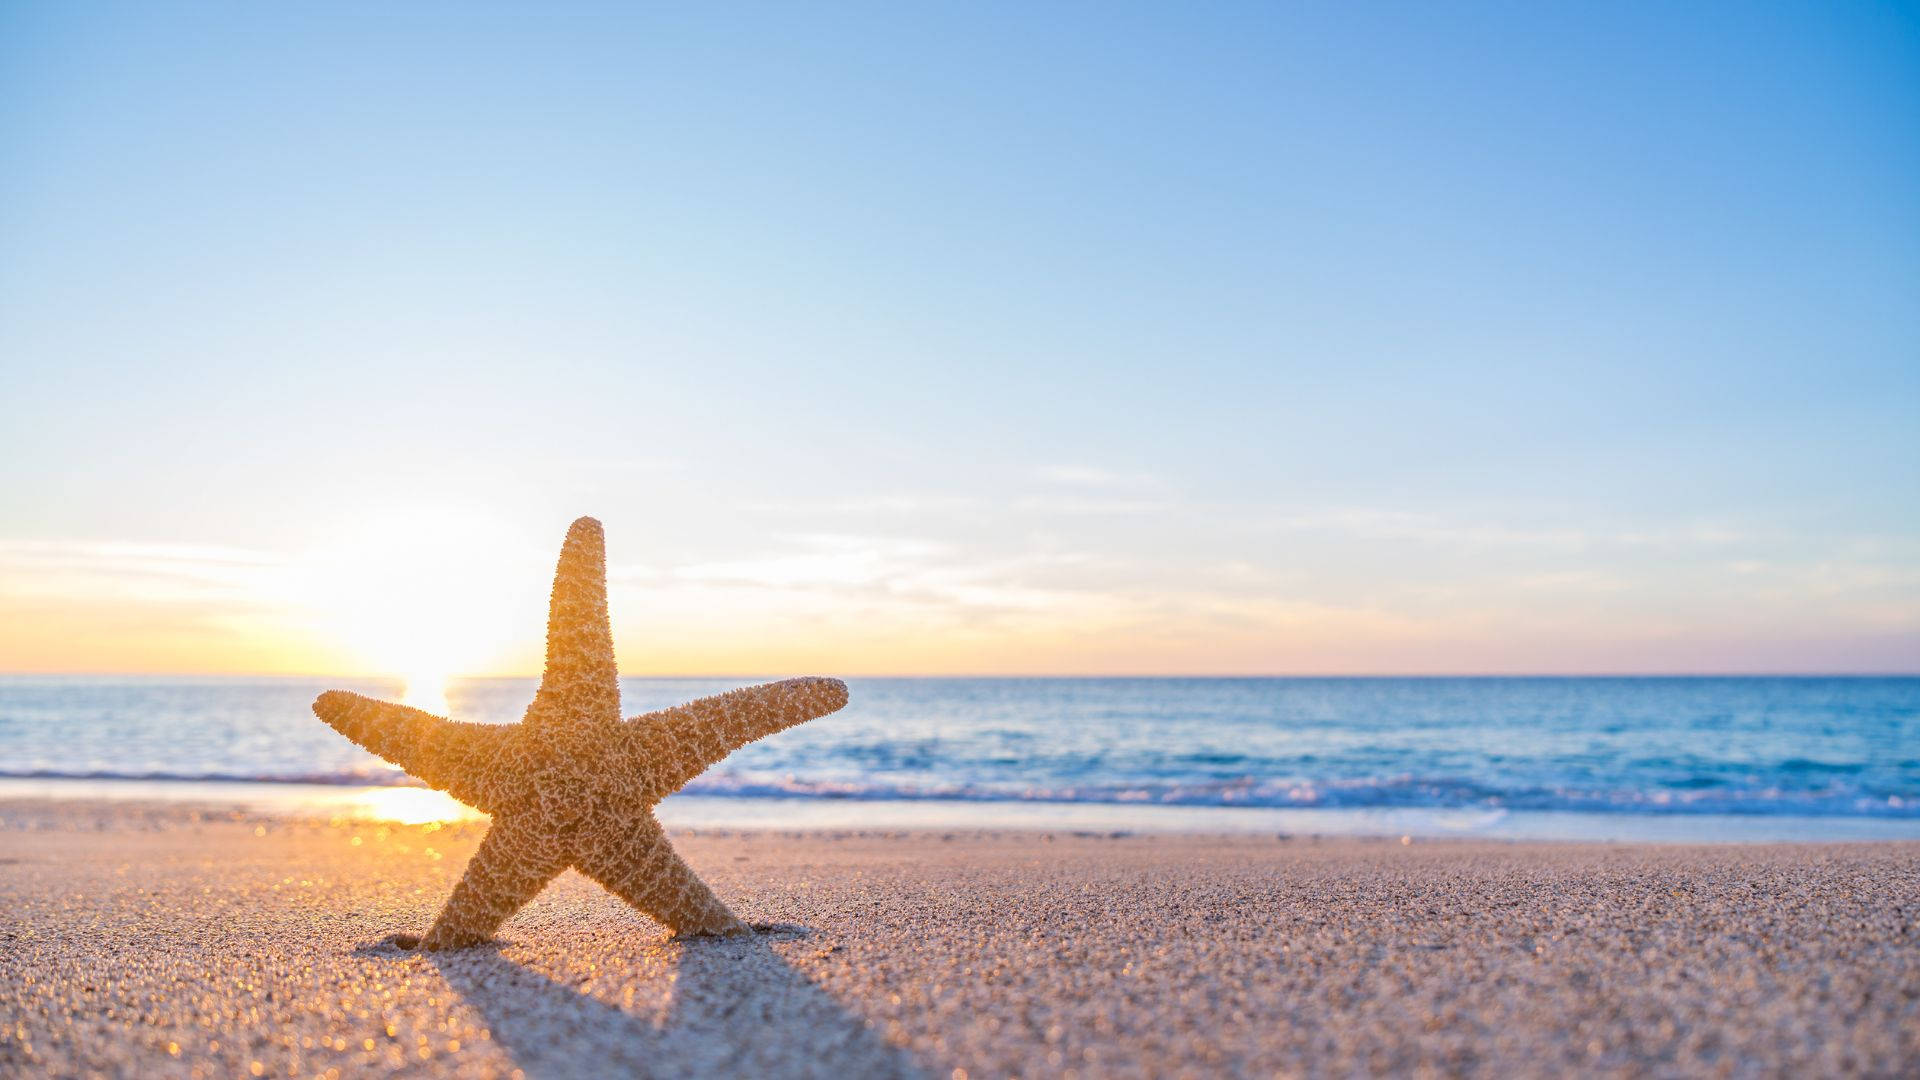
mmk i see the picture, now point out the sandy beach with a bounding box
[2,800,1915,1079]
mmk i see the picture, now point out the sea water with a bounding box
[2,676,1916,841]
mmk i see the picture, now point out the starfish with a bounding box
[311,516,848,949]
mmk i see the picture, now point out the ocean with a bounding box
[3,675,1917,841]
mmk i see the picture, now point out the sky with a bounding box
[0,2,1915,678]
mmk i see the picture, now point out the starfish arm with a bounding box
[623,677,850,798]
[572,811,747,936]
[311,691,515,814]
[418,814,570,950]
[529,516,622,730]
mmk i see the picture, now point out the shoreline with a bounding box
[3,799,1916,1076]
[5,776,1920,845]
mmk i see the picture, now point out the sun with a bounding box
[294,505,549,700]
[401,670,451,716]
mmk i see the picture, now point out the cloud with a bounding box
[1257,508,1756,553]
[1034,465,1159,489]
[1259,508,1592,550]
[0,539,337,674]
[1013,495,1172,516]
[1506,570,1633,593]
[739,494,984,516]
[630,533,1147,633]
[670,534,956,591]
[5,503,1915,675]
[0,540,287,605]
[566,457,684,474]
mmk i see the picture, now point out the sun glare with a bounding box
[295,506,547,691]
[402,671,451,716]
[345,787,480,825]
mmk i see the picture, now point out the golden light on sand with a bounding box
[345,787,480,825]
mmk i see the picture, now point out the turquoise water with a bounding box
[2,676,1916,837]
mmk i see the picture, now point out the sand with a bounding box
[1,800,1915,1078]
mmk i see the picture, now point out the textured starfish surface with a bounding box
[311,517,849,950]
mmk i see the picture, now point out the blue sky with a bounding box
[0,2,1915,675]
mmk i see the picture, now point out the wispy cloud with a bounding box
[1259,508,1591,549]
[1258,508,1753,552]
[566,457,685,474]
[631,532,1138,626]
[1034,465,1159,489]
[669,534,957,591]
[0,540,330,674]
[4,504,1914,675]
[1013,495,1171,516]
[0,540,288,605]
[740,494,984,516]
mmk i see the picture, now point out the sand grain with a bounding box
[2,802,1915,1077]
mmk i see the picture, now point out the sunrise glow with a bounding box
[340,786,481,826]
[0,6,1912,679]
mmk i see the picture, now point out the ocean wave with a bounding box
[0,766,422,788]
[678,773,1920,817]
[7,767,1911,818]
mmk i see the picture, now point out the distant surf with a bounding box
[0,764,1912,818]
[10,675,1916,828]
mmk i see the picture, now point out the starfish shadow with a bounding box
[357,928,924,1080]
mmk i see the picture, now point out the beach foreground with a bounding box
[2,802,1915,1078]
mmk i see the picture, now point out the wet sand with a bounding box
[1,800,1915,1078]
